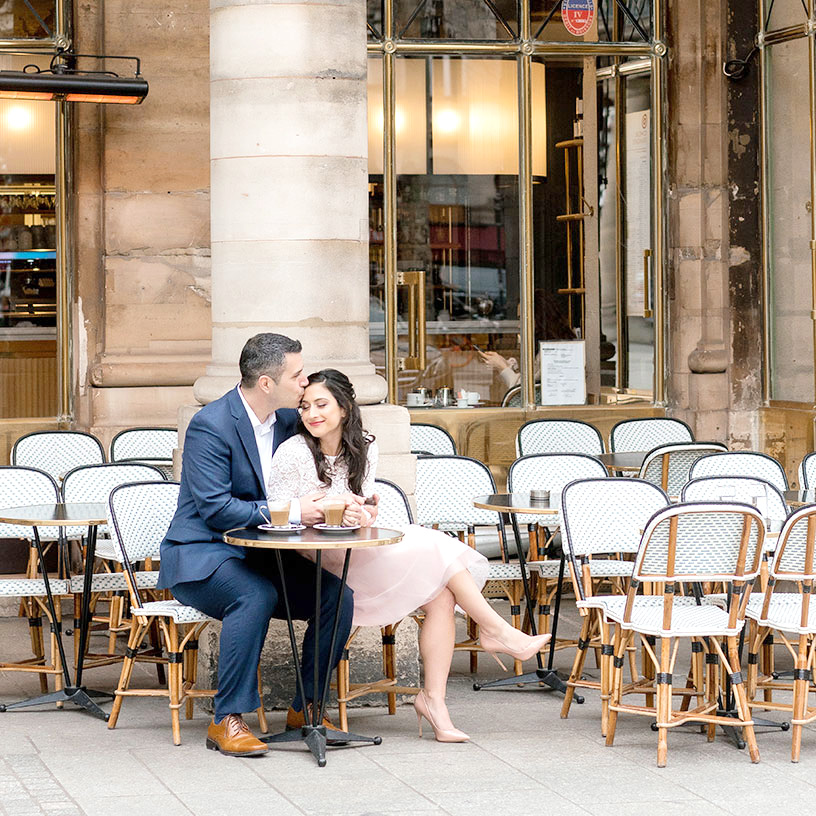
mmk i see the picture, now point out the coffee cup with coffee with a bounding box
[322,497,347,527]
[261,499,291,527]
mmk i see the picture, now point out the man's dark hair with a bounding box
[239,333,302,388]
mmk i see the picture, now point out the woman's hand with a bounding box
[342,498,364,527]
[479,350,511,372]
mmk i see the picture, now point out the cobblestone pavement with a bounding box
[0,605,813,816]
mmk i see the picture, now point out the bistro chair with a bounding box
[61,463,168,665]
[745,505,816,762]
[409,423,456,456]
[689,451,788,493]
[110,427,177,479]
[681,476,788,533]
[334,478,419,731]
[637,442,728,496]
[11,430,106,482]
[414,455,524,672]
[515,418,604,457]
[560,477,670,730]
[609,417,694,453]
[105,481,267,744]
[500,383,541,408]
[507,454,608,639]
[0,466,69,696]
[604,502,765,767]
[797,451,816,489]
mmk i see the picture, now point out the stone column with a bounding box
[198,0,386,408]
[195,1,418,708]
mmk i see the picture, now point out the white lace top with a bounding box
[267,434,378,501]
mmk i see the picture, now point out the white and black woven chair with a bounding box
[335,478,419,731]
[604,502,765,767]
[12,430,106,482]
[609,417,694,453]
[62,463,168,666]
[560,477,670,730]
[637,442,728,496]
[105,481,267,744]
[515,418,604,458]
[409,423,456,456]
[507,453,609,640]
[745,505,816,762]
[110,427,177,479]
[0,466,69,697]
[689,451,788,493]
[415,455,524,672]
[797,451,816,489]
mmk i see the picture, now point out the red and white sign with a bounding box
[562,0,595,37]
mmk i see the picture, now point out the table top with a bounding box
[223,525,404,550]
[784,490,816,507]
[473,493,559,515]
[0,502,108,526]
[597,451,649,471]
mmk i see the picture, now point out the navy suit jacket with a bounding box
[157,387,299,589]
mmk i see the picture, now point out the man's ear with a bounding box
[257,374,274,395]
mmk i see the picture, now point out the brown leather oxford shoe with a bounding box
[285,704,343,733]
[206,714,268,757]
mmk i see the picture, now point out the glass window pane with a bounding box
[369,56,523,407]
[765,0,808,31]
[531,1,652,44]
[768,38,813,402]
[395,0,517,40]
[0,54,57,419]
[0,1,56,39]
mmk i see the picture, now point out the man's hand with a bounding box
[342,501,364,527]
[362,494,379,527]
[300,491,326,526]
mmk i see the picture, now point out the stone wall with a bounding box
[72,1,212,436]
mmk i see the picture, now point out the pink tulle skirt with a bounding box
[298,524,489,627]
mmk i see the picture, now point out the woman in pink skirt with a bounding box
[267,369,550,743]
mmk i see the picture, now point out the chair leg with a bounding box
[336,646,350,733]
[25,599,48,694]
[599,618,613,736]
[656,638,672,768]
[605,627,629,747]
[108,620,147,730]
[727,636,759,763]
[790,633,809,763]
[561,614,591,720]
[256,664,268,733]
[383,624,397,715]
[167,624,182,746]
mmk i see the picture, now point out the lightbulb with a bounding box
[435,108,460,134]
[5,105,32,131]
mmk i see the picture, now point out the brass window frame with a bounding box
[368,0,668,408]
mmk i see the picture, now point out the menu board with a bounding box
[539,340,586,405]
[625,109,651,316]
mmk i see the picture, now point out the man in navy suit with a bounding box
[158,333,355,757]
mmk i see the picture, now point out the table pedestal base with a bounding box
[0,686,112,720]
[473,668,584,702]
[261,725,382,767]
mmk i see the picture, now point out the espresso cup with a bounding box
[322,497,346,526]
[406,393,423,407]
[261,499,290,526]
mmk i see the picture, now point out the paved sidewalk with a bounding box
[0,607,813,816]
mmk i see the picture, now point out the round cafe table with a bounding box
[597,451,650,473]
[223,525,402,768]
[784,489,816,508]
[471,493,583,703]
[0,502,111,720]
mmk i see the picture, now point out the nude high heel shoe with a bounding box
[479,630,552,671]
[413,691,470,743]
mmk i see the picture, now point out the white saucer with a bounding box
[258,523,306,532]
[314,523,361,533]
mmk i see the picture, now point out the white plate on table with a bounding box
[258,523,305,532]
[314,523,361,533]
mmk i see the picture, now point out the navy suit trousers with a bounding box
[170,550,353,720]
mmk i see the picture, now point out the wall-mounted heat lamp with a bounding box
[0,50,148,105]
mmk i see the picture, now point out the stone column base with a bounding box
[196,617,420,713]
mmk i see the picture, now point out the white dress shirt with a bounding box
[237,385,301,523]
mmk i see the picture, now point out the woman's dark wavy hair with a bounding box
[297,369,374,496]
